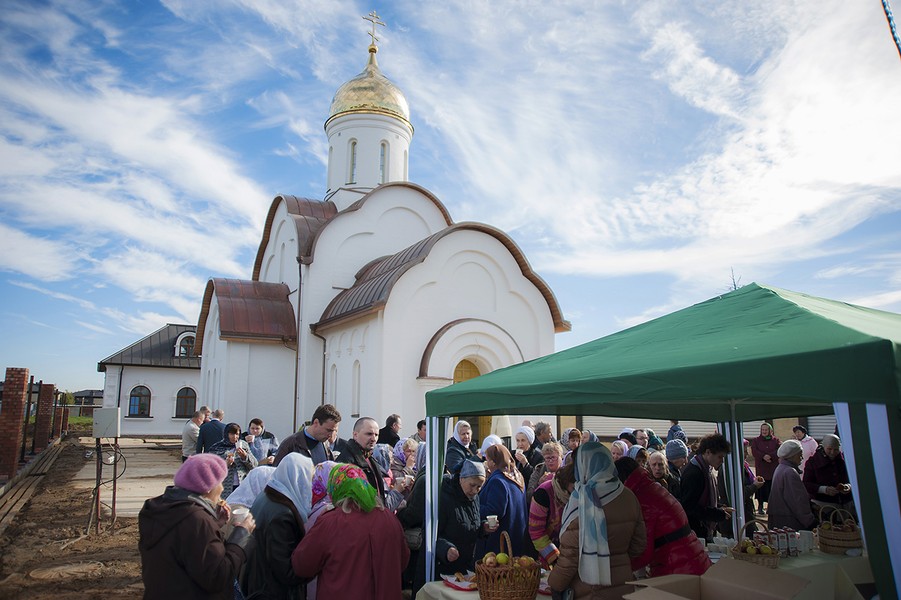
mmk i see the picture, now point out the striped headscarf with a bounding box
[560,442,624,586]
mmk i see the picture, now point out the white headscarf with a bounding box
[225,465,275,508]
[267,453,314,522]
[560,442,624,586]
[517,425,535,445]
[480,434,503,456]
[453,420,472,446]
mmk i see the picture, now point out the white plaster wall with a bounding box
[259,201,300,292]
[379,229,556,424]
[296,185,448,433]
[235,343,296,442]
[111,365,200,436]
[326,112,412,206]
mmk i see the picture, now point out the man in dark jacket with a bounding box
[679,433,734,542]
[273,404,340,466]
[378,413,402,447]
[195,409,226,454]
[343,417,409,511]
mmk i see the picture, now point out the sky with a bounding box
[1,0,900,392]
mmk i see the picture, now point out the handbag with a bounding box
[404,526,423,550]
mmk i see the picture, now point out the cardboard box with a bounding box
[624,559,811,600]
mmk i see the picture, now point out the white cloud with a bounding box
[0,226,80,281]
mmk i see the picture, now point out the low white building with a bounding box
[98,324,200,436]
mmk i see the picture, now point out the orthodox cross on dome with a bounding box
[363,10,385,48]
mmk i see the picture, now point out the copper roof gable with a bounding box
[195,279,297,355]
[313,222,570,333]
[252,195,338,280]
[98,324,200,372]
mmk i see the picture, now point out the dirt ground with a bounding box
[0,434,157,599]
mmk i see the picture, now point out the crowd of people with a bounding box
[141,412,854,599]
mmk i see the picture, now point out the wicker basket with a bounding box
[730,521,780,569]
[817,507,863,554]
[475,531,541,600]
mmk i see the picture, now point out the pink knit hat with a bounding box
[174,454,228,494]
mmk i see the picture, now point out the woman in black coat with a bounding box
[445,420,480,473]
[402,459,495,595]
[242,453,314,599]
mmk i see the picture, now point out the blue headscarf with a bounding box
[560,442,624,586]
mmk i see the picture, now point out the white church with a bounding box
[101,27,569,442]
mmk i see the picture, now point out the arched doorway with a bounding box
[454,359,492,447]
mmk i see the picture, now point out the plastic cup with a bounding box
[486,515,498,528]
[231,507,249,524]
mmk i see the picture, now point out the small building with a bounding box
[98,324,200,435]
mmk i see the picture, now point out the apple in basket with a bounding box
[517,556,535,569]
[496,553,510,566]
[482,552,498,567]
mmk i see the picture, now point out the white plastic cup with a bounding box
[231,507,249,524]
[486,515,498,528]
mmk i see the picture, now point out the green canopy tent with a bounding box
[424,283,900,597]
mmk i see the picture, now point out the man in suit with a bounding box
[195,408,226,453]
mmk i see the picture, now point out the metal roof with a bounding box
[195,279,297,355]
[98,324,200,372]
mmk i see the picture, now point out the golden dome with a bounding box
[326,45,411,128]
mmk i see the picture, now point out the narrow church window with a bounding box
[348,141,357,184]
[403,149,408,180]
[128,385,151,417]
[379,142,388,183]
[352,361,361,417]
[175,387,196,418]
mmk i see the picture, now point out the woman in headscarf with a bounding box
[566,428,582,452]
[436,460,492,579]
[209,422,258,498]
[627,445,649,469]
[242,453,314,600]
[750,422,781,515]
[445,420,480,472]
[307,461,339,528]
[529,460,576,568]
[548,442,646,600]
[390,438,420,496]
[645,429,665,451]
[479,434,503,460]
[305,460,339,600]
[513,425,542,485]
[610,440,629,462]
[139,454,255,599]
[581,429,598,444]
[767,440,816,530]
[647,451,679,496]
[292,464,409,599]
[226,464,276,510]
[615,457,710,577]
[477,444,530,557]
[527,441,565,504]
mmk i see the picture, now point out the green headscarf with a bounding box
[328,463,377,512]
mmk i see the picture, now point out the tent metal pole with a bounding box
[727,401,746,537]
[425,416,437,583]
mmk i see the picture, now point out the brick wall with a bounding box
[0,368,28,479]
[34,383,54,452]
[52,407,64,438]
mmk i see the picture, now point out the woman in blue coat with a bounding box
[477,444,530,557]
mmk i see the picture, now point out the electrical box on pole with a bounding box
[92,407,120,439]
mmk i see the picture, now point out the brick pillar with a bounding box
[52,407,64,438]
[61,408,70,433]
[0,368,29,479]
[33,383,54,452]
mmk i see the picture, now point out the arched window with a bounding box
[175,387,196,418]
[348,140,357,183]
[177,335,195,357]
[379,141,388,183]
[352,361,361,418]
[128,385,151,417]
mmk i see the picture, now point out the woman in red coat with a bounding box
[616,457,711,577]
[750,423,781,515]
[292,464,409,599]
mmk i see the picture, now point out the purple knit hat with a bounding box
[174,454,227,494]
